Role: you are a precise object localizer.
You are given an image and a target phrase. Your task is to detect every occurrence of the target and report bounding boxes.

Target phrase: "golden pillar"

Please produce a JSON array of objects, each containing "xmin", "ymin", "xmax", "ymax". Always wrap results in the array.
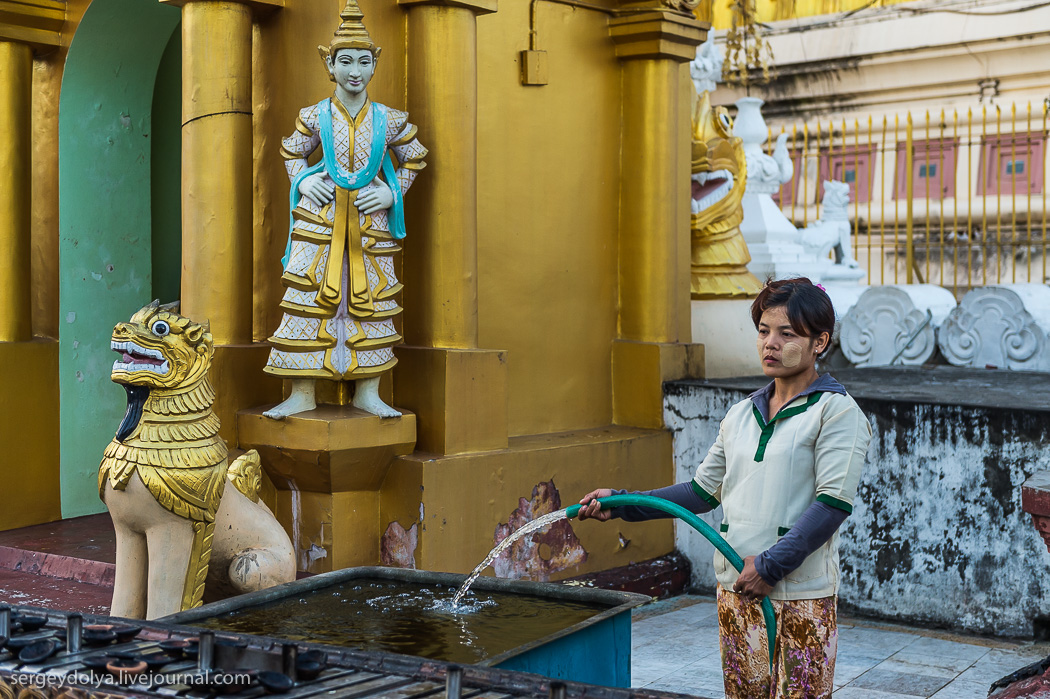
[
  {"xmin": 163, "ymin": 0, "xmax": 253, "ymax": 344},
  {"xmin": 0, "ymin": 7, "xmax": 64, "ymax": 530},
  {"xmin": 398, "ymin": 0, "xmax": 496, "ymax": 349},
  {"xmin": 0, "ymin": 40, "xmax": 32, "ymax": 342},
  {"xmin": 394, "ymin": 0, "xmax": 507, "ymax": 456},
  {"xmin": 609, "ymin": 10, "xmax": 707, "ymax": 428},
  {"xmin": 160, "ymin": 0, "xmax": 284, "ymax": 444}
]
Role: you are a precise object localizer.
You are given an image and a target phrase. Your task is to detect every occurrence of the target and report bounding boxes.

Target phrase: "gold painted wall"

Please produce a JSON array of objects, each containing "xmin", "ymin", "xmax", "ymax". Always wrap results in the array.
[
  {"xmin": 254, "ymin": 1, "xmax": 625, "ymax": 438},
  {"xmin": 702, "ymin": 0, "xmax": 913, "ymax": 29},
  {"xmin": 476, "ymin": 2, "xmax": 622, "ymax": 436},
  {"xmin": 0, "ymin": 340, "xmax": 61, "ymax": 530}
]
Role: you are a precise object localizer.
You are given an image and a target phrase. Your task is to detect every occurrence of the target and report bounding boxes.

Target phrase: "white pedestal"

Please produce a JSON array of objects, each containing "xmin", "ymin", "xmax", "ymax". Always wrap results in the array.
[
  {"xmin": 823, "ymin": 282, "xmax": 867, "ymax": 322},
  {"xmin": 740, "ymin": 193, "xmax": 825, "ymax": 282},
  {"xmin": 691, "ymin": 299, "xmax": 764, "ymax": 379}
]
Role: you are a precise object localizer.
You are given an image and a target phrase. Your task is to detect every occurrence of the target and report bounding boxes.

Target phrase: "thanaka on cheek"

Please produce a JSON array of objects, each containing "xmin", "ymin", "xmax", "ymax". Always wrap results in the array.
[{"xmin": 782, "ymin": 342, "xmax": 803, "ymax": 368}]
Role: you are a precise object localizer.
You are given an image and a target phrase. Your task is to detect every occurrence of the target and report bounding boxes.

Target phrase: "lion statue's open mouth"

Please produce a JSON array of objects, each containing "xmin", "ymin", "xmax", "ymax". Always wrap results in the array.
[
  {"xmin": 690, "ymin": 94, "xmax": 746, "ymax": 227},
  {"xmin": 109, "ymin": 299, "xmax": 208, "ymax": 389},
  {"xmin": 692, "ymin": 168, "xmax": 736, "ymax": 215},
  {"xmin": 688, "ymin": 92, "xmax": 762, "ymax": 299},
  {"xmin": 111, "ymin": 340, "xmax": 170, "ymax": 375}
]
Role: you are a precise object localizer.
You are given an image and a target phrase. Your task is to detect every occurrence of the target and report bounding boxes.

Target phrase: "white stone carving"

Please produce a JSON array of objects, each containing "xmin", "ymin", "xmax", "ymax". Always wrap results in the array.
[
  {"xmin": 690, "ymin": 34, "xmax": 723, "ymax": 95},
  {"xmin": 800, "ymin": 181, "xmax": 863, "ymax": 282},
  {"xmin": 938, "ymin": 284, "xmax": 1050, "ymax": 371},
  {"xmin": 734, "ymin": 97, "xmax": 825, "ymax": 282},
  {"xmin": 736, "ymin": 97, "xmax": 793, "ymax": 196},
  {"xmin": 839, "ymin": 285, "xmax": 957, "ymax": 367}
]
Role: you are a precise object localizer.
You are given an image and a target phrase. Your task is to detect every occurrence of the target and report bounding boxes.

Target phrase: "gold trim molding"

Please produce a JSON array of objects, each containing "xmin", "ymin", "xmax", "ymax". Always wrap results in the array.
[
  {"xmin": 609, "ymin": 10, "xmax": 707, "ymax": 61},
  {"xmin": 396, "ymin": 0, "xmax": 497, "ymax": 14},
  {"xmin": 619, "ymin": 0, "xmax": 700, "ymax": 16},
  {"xmin": 158, "ymin": 0, "xmax": 284, "ymax": 15},
  {"xmin": 0, "ymin": 0, "xmax": 64, "ymax": 50}
]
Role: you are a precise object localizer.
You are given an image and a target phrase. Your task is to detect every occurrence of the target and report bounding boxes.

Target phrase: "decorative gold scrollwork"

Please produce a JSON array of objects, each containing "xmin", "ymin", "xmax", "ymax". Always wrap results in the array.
[{"xmin": 663, "ymin": 0, "xmax": 701, "ymax": 11}]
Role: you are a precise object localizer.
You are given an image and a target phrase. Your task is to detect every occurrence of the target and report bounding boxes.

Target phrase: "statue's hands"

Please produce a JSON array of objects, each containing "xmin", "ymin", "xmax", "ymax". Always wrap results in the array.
[
  {"xmin": 299, "ymin": 173, "xmax": 334, "ymax": 206},
  {"xmin": 577, "ymin": 488, "xmax": 614, "ymax": 521},
  {"xmin": 355, "ymin": 178, "xmax": 394, "ymax": 216}
]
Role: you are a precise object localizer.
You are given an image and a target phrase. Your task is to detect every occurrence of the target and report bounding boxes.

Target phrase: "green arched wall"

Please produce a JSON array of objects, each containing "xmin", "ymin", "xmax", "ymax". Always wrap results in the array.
[
  {"xmin": 58, "ymin": 0, "xmax": 180, "ymax": 517},
  {"xmin": 151, "ymin": 29, "xmax": 183, "ymax": 304}
]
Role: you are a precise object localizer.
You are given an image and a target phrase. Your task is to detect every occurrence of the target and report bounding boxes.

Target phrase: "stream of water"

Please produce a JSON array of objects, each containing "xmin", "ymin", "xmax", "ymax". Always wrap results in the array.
[{"xmin": 449, "ymin": 508, "xmax": 570, "ymax": 609}]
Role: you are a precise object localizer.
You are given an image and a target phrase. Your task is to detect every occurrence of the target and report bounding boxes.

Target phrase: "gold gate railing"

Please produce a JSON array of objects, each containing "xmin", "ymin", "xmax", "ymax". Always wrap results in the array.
[{"xmin": 771, "ymin": 102, "xmax": 1050, "ymax": 296}]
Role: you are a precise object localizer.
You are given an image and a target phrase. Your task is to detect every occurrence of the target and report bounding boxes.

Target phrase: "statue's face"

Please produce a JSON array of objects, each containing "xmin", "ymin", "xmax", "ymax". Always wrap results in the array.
[{"xmin": 327, "ymin": 48, "xmax": 375, "ymax": 95}]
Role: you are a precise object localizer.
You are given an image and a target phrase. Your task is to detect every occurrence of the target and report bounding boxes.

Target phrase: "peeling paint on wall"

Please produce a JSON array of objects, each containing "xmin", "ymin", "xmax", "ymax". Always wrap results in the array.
[
  {"xmin": 381, "ymin": 521, "xmax": 418, "ymax": 569},
  {"xmin": 666, "ymin": 382, "xmax": 1050, "ymax": 638},
  {"xmin": 492, "ymin": 480, "xmax": 587, "ymax": 582}
]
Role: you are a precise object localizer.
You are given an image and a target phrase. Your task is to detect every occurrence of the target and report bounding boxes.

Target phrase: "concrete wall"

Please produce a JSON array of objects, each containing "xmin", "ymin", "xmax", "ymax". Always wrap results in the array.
[{"xmin": 664, "ymin": 377, "xmax": 1050, "ymax": 638}]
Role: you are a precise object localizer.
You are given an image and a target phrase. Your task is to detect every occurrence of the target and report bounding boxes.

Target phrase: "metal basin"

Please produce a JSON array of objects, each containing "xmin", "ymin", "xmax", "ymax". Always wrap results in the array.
[{"xmin": 163, "ymin": 566, "xmax": 650, "ymax": 688}]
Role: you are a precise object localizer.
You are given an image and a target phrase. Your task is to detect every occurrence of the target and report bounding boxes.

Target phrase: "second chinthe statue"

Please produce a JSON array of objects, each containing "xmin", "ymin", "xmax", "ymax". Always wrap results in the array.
[{"xmin": 264, "ymin": 0, "xmax": 427, "ymax": 420}]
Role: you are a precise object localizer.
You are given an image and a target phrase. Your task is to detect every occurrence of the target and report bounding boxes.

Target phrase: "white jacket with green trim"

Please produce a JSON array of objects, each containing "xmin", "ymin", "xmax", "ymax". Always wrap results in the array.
[{"xmin": 692, "ymin": 390, "xmax": 872, "ymax": 600}]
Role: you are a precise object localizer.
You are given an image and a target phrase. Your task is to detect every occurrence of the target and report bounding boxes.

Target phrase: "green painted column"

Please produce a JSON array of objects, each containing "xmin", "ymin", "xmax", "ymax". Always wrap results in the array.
[{"xmin": 58, "ymin": 0, "xmax": 180, "ymax": 517}]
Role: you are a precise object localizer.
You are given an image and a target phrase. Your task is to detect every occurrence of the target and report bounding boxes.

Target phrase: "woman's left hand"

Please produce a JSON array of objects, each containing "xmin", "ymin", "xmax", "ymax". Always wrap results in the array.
[
  {"xmin": 355, "ymin": 178, "xmax": 394, "ymax": 215},
  {"xmin": 733, "ymin": 555, "xmax": 774, "ymax": 599}
]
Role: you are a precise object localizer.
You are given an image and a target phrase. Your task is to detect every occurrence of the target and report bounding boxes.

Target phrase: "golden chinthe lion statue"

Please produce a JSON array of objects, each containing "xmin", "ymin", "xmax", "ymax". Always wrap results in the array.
[
  {"xmin": 99, "ymin": 301, "xmax": 295, "ymax": 619},
  {"xmin": 690, "ymin": 92, "xmax": 763, "ymax": 299}
]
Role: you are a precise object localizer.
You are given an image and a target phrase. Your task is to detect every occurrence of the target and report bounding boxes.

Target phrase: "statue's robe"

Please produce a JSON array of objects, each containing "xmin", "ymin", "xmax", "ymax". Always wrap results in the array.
[{"xmin": 266, "ymin": 96, "xmax": 427, "ymax": 379}]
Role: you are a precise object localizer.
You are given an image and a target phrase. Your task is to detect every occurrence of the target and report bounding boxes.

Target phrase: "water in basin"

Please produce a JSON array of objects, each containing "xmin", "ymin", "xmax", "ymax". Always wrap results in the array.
[{"xmin": 193, "ymin": 578, "xmax": 605, "ymax": 665}]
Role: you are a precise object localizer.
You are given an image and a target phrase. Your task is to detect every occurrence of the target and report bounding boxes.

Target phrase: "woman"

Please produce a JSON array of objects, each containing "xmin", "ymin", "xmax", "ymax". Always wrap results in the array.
[{"xmin": 579, "ymin": 278, "xmax": 871, "ymax": 699}]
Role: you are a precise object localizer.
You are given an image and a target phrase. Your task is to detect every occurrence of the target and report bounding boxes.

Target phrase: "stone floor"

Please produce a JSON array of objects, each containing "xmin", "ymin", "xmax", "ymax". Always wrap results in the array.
[{"xmin": 631, "ymin": 595, "xmax": 1050, "ymax": 698}]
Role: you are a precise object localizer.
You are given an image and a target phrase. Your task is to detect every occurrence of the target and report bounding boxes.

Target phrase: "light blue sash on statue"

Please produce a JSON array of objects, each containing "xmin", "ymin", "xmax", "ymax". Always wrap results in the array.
[{"xmin": 282, "ymin": 99, "xmax": 406, "ymax": 267}]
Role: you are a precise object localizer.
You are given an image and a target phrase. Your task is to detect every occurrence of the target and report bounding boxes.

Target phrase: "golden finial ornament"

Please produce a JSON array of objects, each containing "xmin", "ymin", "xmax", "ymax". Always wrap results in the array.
[
  {"xmin": 318, "ymin": 0, "xmax": 381, "ymax": 66},
  {"xmin": 723, "ymin": 0, "xmax": 775, "ymax": 89}
]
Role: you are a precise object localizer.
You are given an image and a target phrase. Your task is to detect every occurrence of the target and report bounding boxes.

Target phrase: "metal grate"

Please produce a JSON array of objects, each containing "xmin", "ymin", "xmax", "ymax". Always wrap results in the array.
[{"xmin": 0, "ymin": 605, "xmax": 706, "ymax": 699}]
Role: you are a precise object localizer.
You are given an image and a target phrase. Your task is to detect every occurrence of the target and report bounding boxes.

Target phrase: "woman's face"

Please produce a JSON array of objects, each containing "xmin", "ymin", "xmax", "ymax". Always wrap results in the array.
[
  {"xmin": 327, "ymin": 49, "xmax": 375, "ymax": 96},
  {"xmin": 756, "ymin": 306, "xmax": 828, "ymax": 378}
]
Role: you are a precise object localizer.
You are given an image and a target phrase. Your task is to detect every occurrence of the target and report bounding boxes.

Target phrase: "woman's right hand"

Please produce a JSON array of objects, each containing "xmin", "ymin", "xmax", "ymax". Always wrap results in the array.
[
  {"xmin": 299, "ymin": 173, "xmax": 335, "ymax": 206},
  {"xmin": 577, "ymin": 489, "xmax": 614, "ymax": 521}
]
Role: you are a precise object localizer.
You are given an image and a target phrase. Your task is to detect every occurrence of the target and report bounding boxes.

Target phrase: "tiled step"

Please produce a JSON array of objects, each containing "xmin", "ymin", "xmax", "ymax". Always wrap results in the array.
[
  {"xmin": 0, "ymin": 545, "xmax": 115, "ymax": 586},
  {"xmin": 0, "ymin": 513, "xmax": 115, "ymax": 613}
]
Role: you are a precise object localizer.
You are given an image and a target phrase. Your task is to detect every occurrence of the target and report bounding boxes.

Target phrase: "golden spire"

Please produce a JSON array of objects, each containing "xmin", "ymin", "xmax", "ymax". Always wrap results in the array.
[{"xmin": 318, "ymin": 0, "xmax": 381, "ymax": 64}]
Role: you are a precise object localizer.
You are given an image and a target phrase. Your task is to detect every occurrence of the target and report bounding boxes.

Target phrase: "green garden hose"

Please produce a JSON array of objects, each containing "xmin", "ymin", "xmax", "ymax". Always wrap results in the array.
[{"xmin": 566, "ymin": 494, "xmax": 777, "ymax": 669}]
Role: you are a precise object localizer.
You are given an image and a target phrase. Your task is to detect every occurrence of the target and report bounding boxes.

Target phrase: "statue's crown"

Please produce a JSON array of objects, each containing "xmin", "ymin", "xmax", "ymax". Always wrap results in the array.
[{"xmin": 319, "ymin": 0, "xmax": 381, "ymax": 63}]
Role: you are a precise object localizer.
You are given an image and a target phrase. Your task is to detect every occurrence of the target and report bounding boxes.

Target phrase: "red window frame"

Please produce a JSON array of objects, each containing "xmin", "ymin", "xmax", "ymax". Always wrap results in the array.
[
  {"xmin": 820, "ymin": 146, "xmax": 876, "ymax": 204},
  {"xmin": 773, "ymin": 145, "xmax": 876, "ymax": 206},
  {"xmin": 895, "ymin": 138, "xmax": 958, "ymax": 199},
  {"xmin": 978, "ymin": 131, "xmax": 1046, "ymax": 196}
]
